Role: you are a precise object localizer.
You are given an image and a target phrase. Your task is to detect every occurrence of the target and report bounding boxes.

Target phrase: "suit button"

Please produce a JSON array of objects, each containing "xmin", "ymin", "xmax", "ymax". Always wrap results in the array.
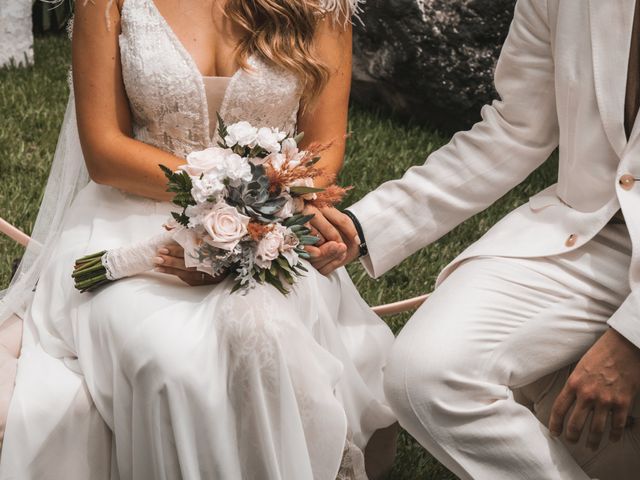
[
  {"xmin": 565, "ymin": 234, "xmax": 578, "ymax": 247},
  {"xmin": 620, "ymin": 174, "xmax": 636, "ymax": 190}
]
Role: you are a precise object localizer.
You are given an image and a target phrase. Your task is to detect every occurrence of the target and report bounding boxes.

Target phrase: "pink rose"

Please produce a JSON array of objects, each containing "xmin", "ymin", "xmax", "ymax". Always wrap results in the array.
[
  {"xmin": 255, "ymin": 226, "xmax": 286, "ymax": 269},
  {"xmin": 202, "ymin": 203, "xmax": 250, "ymax": 251},
  {"xmin": 280, "ymin": 229, "xmax": 300, "ymax": 267}
]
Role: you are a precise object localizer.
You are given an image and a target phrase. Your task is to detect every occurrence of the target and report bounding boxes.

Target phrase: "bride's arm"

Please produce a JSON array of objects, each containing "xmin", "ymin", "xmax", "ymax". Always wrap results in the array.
[
  {"xmin": 294, "ymin": 19, "xmax": 354, "ymax": 264},
  {"xmin": 73, "ymin": 0, "xmax": 184, "ymax": 202},
  {"xmin": 296, "ymin": 18, "xmax": 353, "ymax": 188}
]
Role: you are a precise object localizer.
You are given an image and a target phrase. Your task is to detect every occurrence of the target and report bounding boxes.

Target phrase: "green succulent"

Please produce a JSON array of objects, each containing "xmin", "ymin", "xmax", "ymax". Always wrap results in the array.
[{"xmin": 227, "ymin": 164, "xmax": 287, "ymax": 222}]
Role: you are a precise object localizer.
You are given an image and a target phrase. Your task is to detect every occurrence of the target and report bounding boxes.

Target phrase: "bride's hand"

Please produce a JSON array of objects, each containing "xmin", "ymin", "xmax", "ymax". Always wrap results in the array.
[{"xmin": 154, "ymin": 243, "xmax": 227, "ymax": 286}]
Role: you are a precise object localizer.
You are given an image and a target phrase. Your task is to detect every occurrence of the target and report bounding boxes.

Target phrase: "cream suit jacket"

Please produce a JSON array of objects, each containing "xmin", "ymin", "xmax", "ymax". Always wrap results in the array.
[{"xmin": 349, "ymin": 0, "xmax": 640, "ymax": 348}]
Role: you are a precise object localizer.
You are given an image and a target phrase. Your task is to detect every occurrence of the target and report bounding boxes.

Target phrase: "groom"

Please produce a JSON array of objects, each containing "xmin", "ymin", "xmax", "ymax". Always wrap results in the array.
[{"xmin": 310, "ymin": 0, "xmax": 640, "ymax": 478}]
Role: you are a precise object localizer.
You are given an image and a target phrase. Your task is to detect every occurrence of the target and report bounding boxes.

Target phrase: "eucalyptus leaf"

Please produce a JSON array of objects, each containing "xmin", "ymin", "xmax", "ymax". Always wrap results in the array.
[
  {"xmin": 300, "ymin": 235, "xmax": 321, "ymax": 246},
  {"xmin": 289, "ymin": 186, "xmax": 325, "ymax": 195}
]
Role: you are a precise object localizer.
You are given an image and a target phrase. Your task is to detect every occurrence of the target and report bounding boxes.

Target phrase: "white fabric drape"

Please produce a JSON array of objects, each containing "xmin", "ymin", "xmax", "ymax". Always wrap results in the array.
[{"xmin": 0, "ymin": 93, "xmax": 90, "ymax": 327}]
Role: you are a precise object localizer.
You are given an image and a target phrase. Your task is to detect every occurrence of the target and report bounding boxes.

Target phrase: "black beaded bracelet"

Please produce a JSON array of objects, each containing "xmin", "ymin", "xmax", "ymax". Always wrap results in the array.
[{"xmin": 343, "ymin": 210, "xmax": 369, "ymax": 258}]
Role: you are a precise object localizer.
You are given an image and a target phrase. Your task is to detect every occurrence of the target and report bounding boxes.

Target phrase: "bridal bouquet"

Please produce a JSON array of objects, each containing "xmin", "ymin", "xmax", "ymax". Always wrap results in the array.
[{"xmin": 72, "ymin": 115, "xmax": 348, "ymax": 295}]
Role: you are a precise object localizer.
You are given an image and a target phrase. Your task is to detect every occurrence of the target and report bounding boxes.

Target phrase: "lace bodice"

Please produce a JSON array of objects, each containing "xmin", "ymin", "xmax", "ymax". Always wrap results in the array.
[{"xmin": 118, "ymin": 0, "xmax": 303, "ymax": 159}]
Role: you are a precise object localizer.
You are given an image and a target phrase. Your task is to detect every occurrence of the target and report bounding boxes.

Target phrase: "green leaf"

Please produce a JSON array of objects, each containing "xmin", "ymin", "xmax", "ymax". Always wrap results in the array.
[
  {"xmin": 276, "ymin": 256, "xmax": 293, "ymax": 273},
  {"xmin": 289, "ymin": 224, "xmax": 309, "ymax": 235},
  {"xmin": 293, "ymin": 132, "xmax": 305, "ymax": 144},
  {"xmin": 283, "ymin": 214, "xmax": 315, "ymax": 227},
  {"xmin": 300, "ymin": 235, "xmax": 320, "ymax": 246},
  {"xmin": 159, "ymin": 164, "xmax": 175, "ymax": 179},
  {"xmin": 216, "ymin": 112, "xmax": 228, "ymax": 144},
  {"xmin": 282, "ymin": 269, "xmax": 295, "ymax": 284},
  {"xmin": 265, "ymin": 269, "xmax": 289, "ymax": 295},
  {"xmin": 289, "ymin": 186, "xmax": 325, "ymax": 196},
  {"xmin": 171, "ymin": 211, "xmax": 190, "ymax": 227}
]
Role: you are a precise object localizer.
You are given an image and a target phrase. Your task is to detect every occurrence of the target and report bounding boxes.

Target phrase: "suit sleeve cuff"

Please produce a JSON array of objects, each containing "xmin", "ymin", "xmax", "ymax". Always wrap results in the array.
[{"xmin": 608, "ymin": 292, "xmax": 640, "ymax": 350}]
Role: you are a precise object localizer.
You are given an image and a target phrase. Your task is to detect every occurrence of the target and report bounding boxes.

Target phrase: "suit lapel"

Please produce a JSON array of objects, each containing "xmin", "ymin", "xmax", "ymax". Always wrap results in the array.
[{"xmin": 589, "ymin": 0, "xmax": 636, "ymax": 157}]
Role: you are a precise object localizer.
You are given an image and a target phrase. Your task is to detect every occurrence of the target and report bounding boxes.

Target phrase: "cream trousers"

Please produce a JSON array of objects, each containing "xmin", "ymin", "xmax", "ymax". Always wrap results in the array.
[{"xmin": 384, "ymin": 223, "xmax": 640, "ymax": 480}]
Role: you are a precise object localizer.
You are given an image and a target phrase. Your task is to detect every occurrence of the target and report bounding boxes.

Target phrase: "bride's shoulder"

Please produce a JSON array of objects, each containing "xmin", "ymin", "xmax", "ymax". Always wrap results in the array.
[{"xmin": 74, "ymin": 0, "xmax": 124, "ymax": 23}]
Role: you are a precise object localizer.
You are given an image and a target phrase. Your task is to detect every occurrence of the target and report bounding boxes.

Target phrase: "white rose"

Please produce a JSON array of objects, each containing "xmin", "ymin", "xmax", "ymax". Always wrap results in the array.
[
  {"xmin": 255, "ymin": 225, "xmax": 286, "ymax": 269},
  {"xmin": 289, "ymin": 177, "xmax": 318, "ymax": 200},
  {"xmin": 181, "ymin": 147, "xmax": 228, "ymax": 176},
  {"xmin": 225, "ymin": 121, "xmax": 258, "ymax": 147},
  {"xmin": 202, "ymin": 203, "xmax": 250, "ymax": 251},
  {"xmin": 222, "ymin": 153, "xmax": 253, "ymax": 186},
  {"xmin": 191, "ymin": 173, "xmax": 226, "ymax": 204},
  {"xmin": 255, "ymin": 127, "xmax": 287, "ymax": 154}
]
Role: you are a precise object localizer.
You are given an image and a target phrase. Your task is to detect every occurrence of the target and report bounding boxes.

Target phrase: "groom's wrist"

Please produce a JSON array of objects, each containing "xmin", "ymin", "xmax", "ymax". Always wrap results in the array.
[{"xmin": 342, "ymin": 209, "xmax": 368, "ymax": 258}]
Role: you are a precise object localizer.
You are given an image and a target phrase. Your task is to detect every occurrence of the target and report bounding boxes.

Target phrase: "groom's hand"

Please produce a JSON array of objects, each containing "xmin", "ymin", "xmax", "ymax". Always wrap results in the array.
[
  {"xmin": 304, "ymin": 205, "xmax": 348, "ymax": 274},
  {"xmin": 549, "ymin": 328, "xmax": 640, "ymax": 450},
  {"xmin": 307, "ymin": 207, "xmax": 360, "ymax": 275}
]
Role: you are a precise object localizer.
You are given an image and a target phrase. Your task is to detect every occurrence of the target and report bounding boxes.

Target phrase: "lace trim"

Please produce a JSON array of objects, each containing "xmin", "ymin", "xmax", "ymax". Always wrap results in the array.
[{"xmin": 101, "ymin": 252, "xmax": 116, "ymax": 281}]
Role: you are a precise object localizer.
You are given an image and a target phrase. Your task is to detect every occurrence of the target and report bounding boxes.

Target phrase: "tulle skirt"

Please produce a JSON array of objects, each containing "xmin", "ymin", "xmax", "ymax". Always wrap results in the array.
[{"xmin": 2, "ymin": 181, "xmax": 396, "ymax": 480}]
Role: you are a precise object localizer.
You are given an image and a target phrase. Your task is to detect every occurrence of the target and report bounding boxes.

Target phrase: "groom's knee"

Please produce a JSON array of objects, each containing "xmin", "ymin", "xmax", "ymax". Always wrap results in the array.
[
  {"xmin": 382, "ymin": 339, "xmax": 412, "ymax": 418},
  {"xmin": 383, "ymin": 316, "xmax": 488, "ymax": 427},
  {"xmin": 383, "ymin": 330, "xmax": 452, "ymax": 425}
]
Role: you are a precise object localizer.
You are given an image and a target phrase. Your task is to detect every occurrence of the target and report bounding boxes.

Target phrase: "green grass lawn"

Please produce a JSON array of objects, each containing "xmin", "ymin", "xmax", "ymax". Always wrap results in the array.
[{"xmin": 0, "ymin": 36, "xmax": 558, "ymax": 479}]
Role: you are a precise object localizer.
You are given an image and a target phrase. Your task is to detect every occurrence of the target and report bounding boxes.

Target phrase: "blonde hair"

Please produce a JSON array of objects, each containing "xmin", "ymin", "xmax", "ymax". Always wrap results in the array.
[{"xmin": 225, "ymin": 0, "xmax": 334, "ymax": 103}]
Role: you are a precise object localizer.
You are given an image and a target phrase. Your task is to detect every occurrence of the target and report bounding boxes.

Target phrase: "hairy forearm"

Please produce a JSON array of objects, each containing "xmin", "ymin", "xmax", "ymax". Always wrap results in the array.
[{"xmin": 84, "ymin": 133, "xmax": 186, "ymax": 202}]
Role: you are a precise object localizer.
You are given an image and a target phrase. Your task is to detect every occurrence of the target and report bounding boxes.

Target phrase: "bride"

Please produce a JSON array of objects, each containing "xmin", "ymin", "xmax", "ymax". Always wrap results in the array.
[{"xmin": 0, "ymin": 0, "xmax": 397, "ymax": 478}]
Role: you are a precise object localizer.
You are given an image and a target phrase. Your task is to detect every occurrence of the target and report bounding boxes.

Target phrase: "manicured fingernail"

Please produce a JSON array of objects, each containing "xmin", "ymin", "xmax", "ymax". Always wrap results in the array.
[
  {"xmin": 153, "ymin": 256, "xmax": 165, "ymax": 264},
  {"xmin": 158, "ymin": 248, "xmax": 169, "ymax": 254}
]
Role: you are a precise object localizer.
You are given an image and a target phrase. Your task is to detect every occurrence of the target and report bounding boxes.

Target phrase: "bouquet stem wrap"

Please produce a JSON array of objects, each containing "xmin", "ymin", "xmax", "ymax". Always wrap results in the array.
[
  {"xmin": 102, "ymin": 231, "xmax": 174, "ymax": 280},
  {"xmin": 73, "ymin": 232, "xmax": 173, "ymax": 292}
]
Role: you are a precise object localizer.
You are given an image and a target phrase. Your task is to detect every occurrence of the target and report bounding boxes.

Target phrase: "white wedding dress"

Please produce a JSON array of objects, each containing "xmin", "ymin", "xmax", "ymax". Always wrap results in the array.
[{"xmin": 0, "ymin": 0, "xmax": 396, "ymax": 478}]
